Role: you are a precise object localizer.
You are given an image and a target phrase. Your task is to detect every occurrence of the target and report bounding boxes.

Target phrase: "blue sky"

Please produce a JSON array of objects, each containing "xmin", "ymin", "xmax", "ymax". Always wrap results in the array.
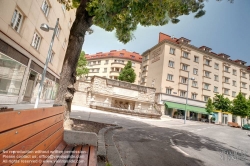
[{"xmin": 83, "ymin": 0, "xmax": 250, "ymax": 65}]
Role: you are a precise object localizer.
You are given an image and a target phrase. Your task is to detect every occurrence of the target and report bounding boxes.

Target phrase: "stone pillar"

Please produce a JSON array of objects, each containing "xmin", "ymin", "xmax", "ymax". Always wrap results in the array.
[{"xmin": 18, "ymin": 59, "xmax": 31, "ymax": 103}]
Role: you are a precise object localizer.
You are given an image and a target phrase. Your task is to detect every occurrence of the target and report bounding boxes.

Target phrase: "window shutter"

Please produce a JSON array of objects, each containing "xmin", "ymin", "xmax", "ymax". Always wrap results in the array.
[
  {"xmin": 11, "ymin": 10, "xmax": 17, "ymax": 27},
  {"xmin": 31, "ymin": 33, "xmax": 36, "ymax": 47}
]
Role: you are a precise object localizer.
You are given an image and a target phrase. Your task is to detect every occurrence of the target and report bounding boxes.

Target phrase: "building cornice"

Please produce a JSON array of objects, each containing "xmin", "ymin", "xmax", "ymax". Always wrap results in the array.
[{"xmin": 86, "ymin": 56, "xmax": 142, "ymax": 63}]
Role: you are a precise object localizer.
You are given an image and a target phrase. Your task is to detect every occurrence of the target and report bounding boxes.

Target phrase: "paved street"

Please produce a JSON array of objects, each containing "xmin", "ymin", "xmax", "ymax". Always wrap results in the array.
[{"xmin": 71, "ymin": 105, "xmax": 250, "ymax": 166}]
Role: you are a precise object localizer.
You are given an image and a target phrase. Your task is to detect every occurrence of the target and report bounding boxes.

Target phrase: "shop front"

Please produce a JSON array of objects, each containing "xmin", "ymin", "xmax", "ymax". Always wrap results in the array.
[
  {"xmin": 0, "ymin": 39, "xmax": 59, "ymax": 104},
  {"xmin": 164, "ymin": 101, "xmax": 209, "ymax": 121}
]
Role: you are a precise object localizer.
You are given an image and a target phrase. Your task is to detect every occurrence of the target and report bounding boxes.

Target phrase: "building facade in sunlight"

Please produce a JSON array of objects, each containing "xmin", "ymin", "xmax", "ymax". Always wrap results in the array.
[
  {"xmin": 0, "ymin": 0, "xmax": 76, "ymax": 104},
  {"xmin": 85, "ymin": 49, "xmax": 142, "ymax": 84},
  {"xmin": 141, "ymin": 32, "xmax": 250, "ymax": 124}
]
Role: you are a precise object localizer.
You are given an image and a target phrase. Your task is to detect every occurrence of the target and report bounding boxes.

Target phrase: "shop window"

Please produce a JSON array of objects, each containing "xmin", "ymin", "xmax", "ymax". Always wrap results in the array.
[{"xmin": 0, "ymin": 53, "xmax": 26, "ymax": 95}]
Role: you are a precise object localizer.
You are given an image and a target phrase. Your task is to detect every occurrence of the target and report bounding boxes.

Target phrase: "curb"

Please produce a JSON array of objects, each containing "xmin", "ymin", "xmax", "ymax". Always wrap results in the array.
[{"xmin": 97, "ymin": 126, "xmax": 122, "ymax": 162}]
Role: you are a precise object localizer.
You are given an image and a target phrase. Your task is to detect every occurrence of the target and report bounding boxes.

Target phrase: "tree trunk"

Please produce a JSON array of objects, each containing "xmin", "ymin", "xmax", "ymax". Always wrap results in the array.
[{"xmin": 54, "ymin": 0, "xmax": 93, "ymax": 122}]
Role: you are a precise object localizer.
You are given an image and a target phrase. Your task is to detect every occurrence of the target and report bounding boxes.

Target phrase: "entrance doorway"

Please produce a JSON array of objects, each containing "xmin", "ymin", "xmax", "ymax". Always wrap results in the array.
[{"xmin": 23, "ymin": 70, "xmax": 37, "ymax": 102}]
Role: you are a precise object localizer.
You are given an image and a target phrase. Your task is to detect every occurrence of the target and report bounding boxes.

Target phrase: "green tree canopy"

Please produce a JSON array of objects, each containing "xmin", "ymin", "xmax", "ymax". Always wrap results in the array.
[
  {"xmin": 205, "ymin": 98, "xmax": 214, "ymax": 115},
  {"xmin": 76, "ymin": 51, "xmax": 89, "ymax": 77},
  {"xmin": 62, "ymin": 0, "xmax": 209, "ymax": 43},
  {"xmin": 231, "ymin": 92, "xmax": 248, "ymax": 117},
  {"xmin": 212, "ymin": 94, "xmax": 231, "ymax": 112},
  {"xmin": 118, "ymin": 61, "xmax": 136, "ymax": 83}
]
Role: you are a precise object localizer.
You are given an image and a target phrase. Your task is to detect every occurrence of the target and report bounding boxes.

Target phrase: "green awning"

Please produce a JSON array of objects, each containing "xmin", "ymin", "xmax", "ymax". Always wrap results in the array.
[{"xmin": 165, "ymin": 101, "xmax": 208, "ymax": 114}]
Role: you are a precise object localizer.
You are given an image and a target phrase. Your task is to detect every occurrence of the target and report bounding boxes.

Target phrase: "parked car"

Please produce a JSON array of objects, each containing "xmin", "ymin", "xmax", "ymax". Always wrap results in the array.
[{"xmin": 242, "ymin": 124, "xmax": 250, "ymax": 130}]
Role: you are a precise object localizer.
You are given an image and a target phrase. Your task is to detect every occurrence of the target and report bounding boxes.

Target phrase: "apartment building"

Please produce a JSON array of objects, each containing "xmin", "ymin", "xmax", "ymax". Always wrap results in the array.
[
  {"xmin": 0, "ymin": 0, "xmax": 76, "ymax": 104},
  {"xmin": 141, "ymin": 32, "xmax": 250, "ymax": 124},
  {"xmin": 85, "ymin": 50, "xmax": 142, "ymax": 84}
]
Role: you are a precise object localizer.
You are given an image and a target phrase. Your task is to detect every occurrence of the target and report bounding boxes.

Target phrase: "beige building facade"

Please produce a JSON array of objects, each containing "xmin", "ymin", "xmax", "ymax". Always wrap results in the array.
[
  {"xmin": 85, "ymin": 50, "xmax": 142, "ymax": 84},
  {"xmin": 141, "ymin": 33, "xmax": 250, "ymax": 124},
  {"xmin": 0, "ymin": 0, "xmax": 75, "ymax": 104}
]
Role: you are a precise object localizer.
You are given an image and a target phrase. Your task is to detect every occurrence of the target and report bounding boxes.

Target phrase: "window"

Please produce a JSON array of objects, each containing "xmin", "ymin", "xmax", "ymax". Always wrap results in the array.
[
  {"xmin": 103, "ymin": 68, "xmax": 107, "ymax": 73},
  {"xmin": 132, "ymin": 62, "xmax": 135, "ymax": 67},
  {"xmin": 11, "ymin": 9, "xmax": 23, "ymax": 32},
  {"xmin": 204, "ymin": 96, "xmax": 209, "ymax": 102},
  {"xmin": 169, "ymin": 48, "xmax": 175, "ymax": 55},
  {"xmin": 62, "ymin": 4, "xmax": 66, "ymax": 13},
  {"xmin": 180, "ymin": 91, "xmax": 187, "ymax": 97},
  {"xmin": 193, "ymin": 68, "xmax": 198, "ymax": 75},
  {"xmin": 204, "ymin": 83, "xmax": 210, "ymax": 90},
  {"xmin": 56, "ymin": 26, "xmax": 61, "ymax": 38},
  {"xmin": 214, "ymin": 75, "xmax": 219, "ymax": 81},
  {"xmin": 194, "ymin": 56, "xmax": 199, "ymax": 63},
  {"xmin": 191, "ymin": 93, "xmax": 197, "ymax": 99},
  {"xmin": 183, "ymin": 52, "xmax": 189, "ymax": 58},
  {"xmin": 242, "ymin": 82, "xmax": 246, "ymax": 88},
  {"xmin": 98, "ymin": 60, "xmax": 101, "ymax": 64},
  {"xmin": 233, "ymin": 69, "xmax": 237, "ymax": 75},
  {"xmin": 233, "ymin": 80, "xmax": 236, "ymax": 86},
  {"xmin": 167, "ymin": 74, "xmax": 173, "ymax": 81},
  {"xmin": 168, "ymin": 61, "xmax": 174, "ymax": 68},
  {"xmin": 41, "ymin": 0, "xmax": 50, "ymax": 17},
  {"xmin": 214, "ymin": 63, "xmax": 219, "ymax": 69},
  {"xmin": 180, "ymin": 77, "xmax": 187, "ymax": 84},
  {"xmin": 242, "ymin": 72, "xmax": 246, "ymax": 78},
  {"xmin": 105, "ymin": 60, "xmax": 109, "ymax": 64},
  {"xmin": 224, "ymin": 88, "xmax": 229, "ymax": 95},
  {"xmin": 224, "ymin": 66, "xmax": 230, "ymax": 72},
  {"xmin": 204, "ymin": 71, "xmax": 210, "ymax": 78},
  {"xmin": 31, "ymin": 32, "xmax": 41, "ymax": 50},
  {"xmin": 205, "ymin": 59, "xmax": 211, "ymax": 66},
  {"xmin": 49, "ymin": 51, "xmax": 54, "ymax": 63},
  {"xmin": 166, "ymin": 88, "xmax": 172, "ymax": 95},
  {"xmin": 232, "ymin": 91, "xmax": 236, "ymax": 97},
  {"xmin": 214, "ymin": 86, "xmax": 218, "ymax": 93},
  {"xmin": 224, "ymin": 77, "xmax": 229, "ymax": 83},
  {"xmin": 192, "ymin": 81, "xmax": 197, "ymax": 87},
  {"xmin": 182, "ymin": 64, "xmax": 188, "ymax": 71}
]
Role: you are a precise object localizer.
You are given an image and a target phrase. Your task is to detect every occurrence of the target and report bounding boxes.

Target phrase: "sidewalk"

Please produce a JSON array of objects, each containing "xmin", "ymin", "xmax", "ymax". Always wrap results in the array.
[{"xmin": 0, "ymin": 103, "xmax": 53, "ymax": 110}]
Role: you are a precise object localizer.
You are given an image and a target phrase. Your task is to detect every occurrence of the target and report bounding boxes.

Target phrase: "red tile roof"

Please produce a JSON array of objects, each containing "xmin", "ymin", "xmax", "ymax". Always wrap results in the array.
[
  {"xmin": 158, "ymin": 32, "xmax": 247, "ymax": 65},
  {"xmin": 85, "ymin": 50, "xmax": 142, "ymax": 62}
]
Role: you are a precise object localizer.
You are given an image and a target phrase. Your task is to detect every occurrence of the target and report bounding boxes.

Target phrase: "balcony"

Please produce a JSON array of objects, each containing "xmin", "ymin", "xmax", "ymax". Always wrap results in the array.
[
  {"xmin": 240, "ymin": 75, "xmax": 248, "ymax": 82},
  {"xmin": 111, "ymin": 62, "xmax": 125, "ymax": 68},
  {"xmin": 223, "ymin": 70, "xmax": 231, "ymax": 78},
  {"xmin": 202, "ymin": 88, "xmax": 211, "ymax": 96},
  {"xmin": 141, "ymin": 71, "xmax": 147, "ymax": 77},
  {"xmin": 110, "ymin": 70, "xmax": 120, "ymax": 77},
  {"xmin": 222, "ymin": 82, "xmax": 231, "ymax": 89},
  {"xmin": 179, "ymin": 70, "xmax": 188, "ymax": 78},
  {"xmin": 180, "ymin": 56, "xmax": 190, "ymax": 64},
  {"xmin": 178, "ymin": 83, "xmax": 187, "ymax": 91},
  {"xmin": 202, "ymin": 76, "xmax": 211, "ymax": 83},
  {"xmin": 203, "ymin": 65, "xmax": 212, "ymax": 71}
]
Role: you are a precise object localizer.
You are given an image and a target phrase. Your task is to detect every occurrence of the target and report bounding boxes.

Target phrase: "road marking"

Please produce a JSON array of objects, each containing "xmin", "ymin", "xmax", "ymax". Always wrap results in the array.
[
  {"xmin": 173, "ymin": 133, "xmax": 182, "ymax": 137},
  {"xmin": 170, "ymin": 139, "xmax": 189, "ymax": 156}
]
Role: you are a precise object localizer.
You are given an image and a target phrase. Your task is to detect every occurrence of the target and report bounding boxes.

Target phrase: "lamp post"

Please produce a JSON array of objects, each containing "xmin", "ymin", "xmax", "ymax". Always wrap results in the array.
[
  {"xmin": 184, "ymin": 71, "xmax": 195, "ymax": 124},
  {"xmin": 34, "ymin": 18, "xmax": 59, "ymax": 108}
]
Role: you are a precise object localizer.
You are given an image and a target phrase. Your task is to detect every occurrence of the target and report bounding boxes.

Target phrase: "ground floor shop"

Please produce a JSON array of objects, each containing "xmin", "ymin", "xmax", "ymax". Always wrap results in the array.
[{"xmin": 0, "ymin": 37, "xmax": 59, "ymax": 104}]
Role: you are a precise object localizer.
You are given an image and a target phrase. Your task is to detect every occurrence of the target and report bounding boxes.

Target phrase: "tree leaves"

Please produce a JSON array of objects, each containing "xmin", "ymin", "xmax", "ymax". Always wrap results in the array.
[
  {"xmin": 212, "ymin": 94, "xmax": 231, "ymax": 112},
  {"xmin": 231, "ymin": 92, "xmax": 249, "ymax": 118},
  {"xmin": 205, "ymin": 98, "xmax": 214, "ymax": 115},
  {"xmin": 76, "ymin": 51, "xmax": 89, "ymax": 77},
  {"xmin": 118, "ymin": 61, "xmax": 136, "ymax": 83}
]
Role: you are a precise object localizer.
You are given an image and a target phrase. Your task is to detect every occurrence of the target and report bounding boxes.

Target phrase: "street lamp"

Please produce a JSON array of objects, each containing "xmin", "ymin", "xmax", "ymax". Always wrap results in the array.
[
  {"xmin": 184, "ymin": 71, "xmax": 195, "ymax": 124},
  {"xmin": 34, "ymin": 18, "xmax": 59, "ymax": 108}
]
